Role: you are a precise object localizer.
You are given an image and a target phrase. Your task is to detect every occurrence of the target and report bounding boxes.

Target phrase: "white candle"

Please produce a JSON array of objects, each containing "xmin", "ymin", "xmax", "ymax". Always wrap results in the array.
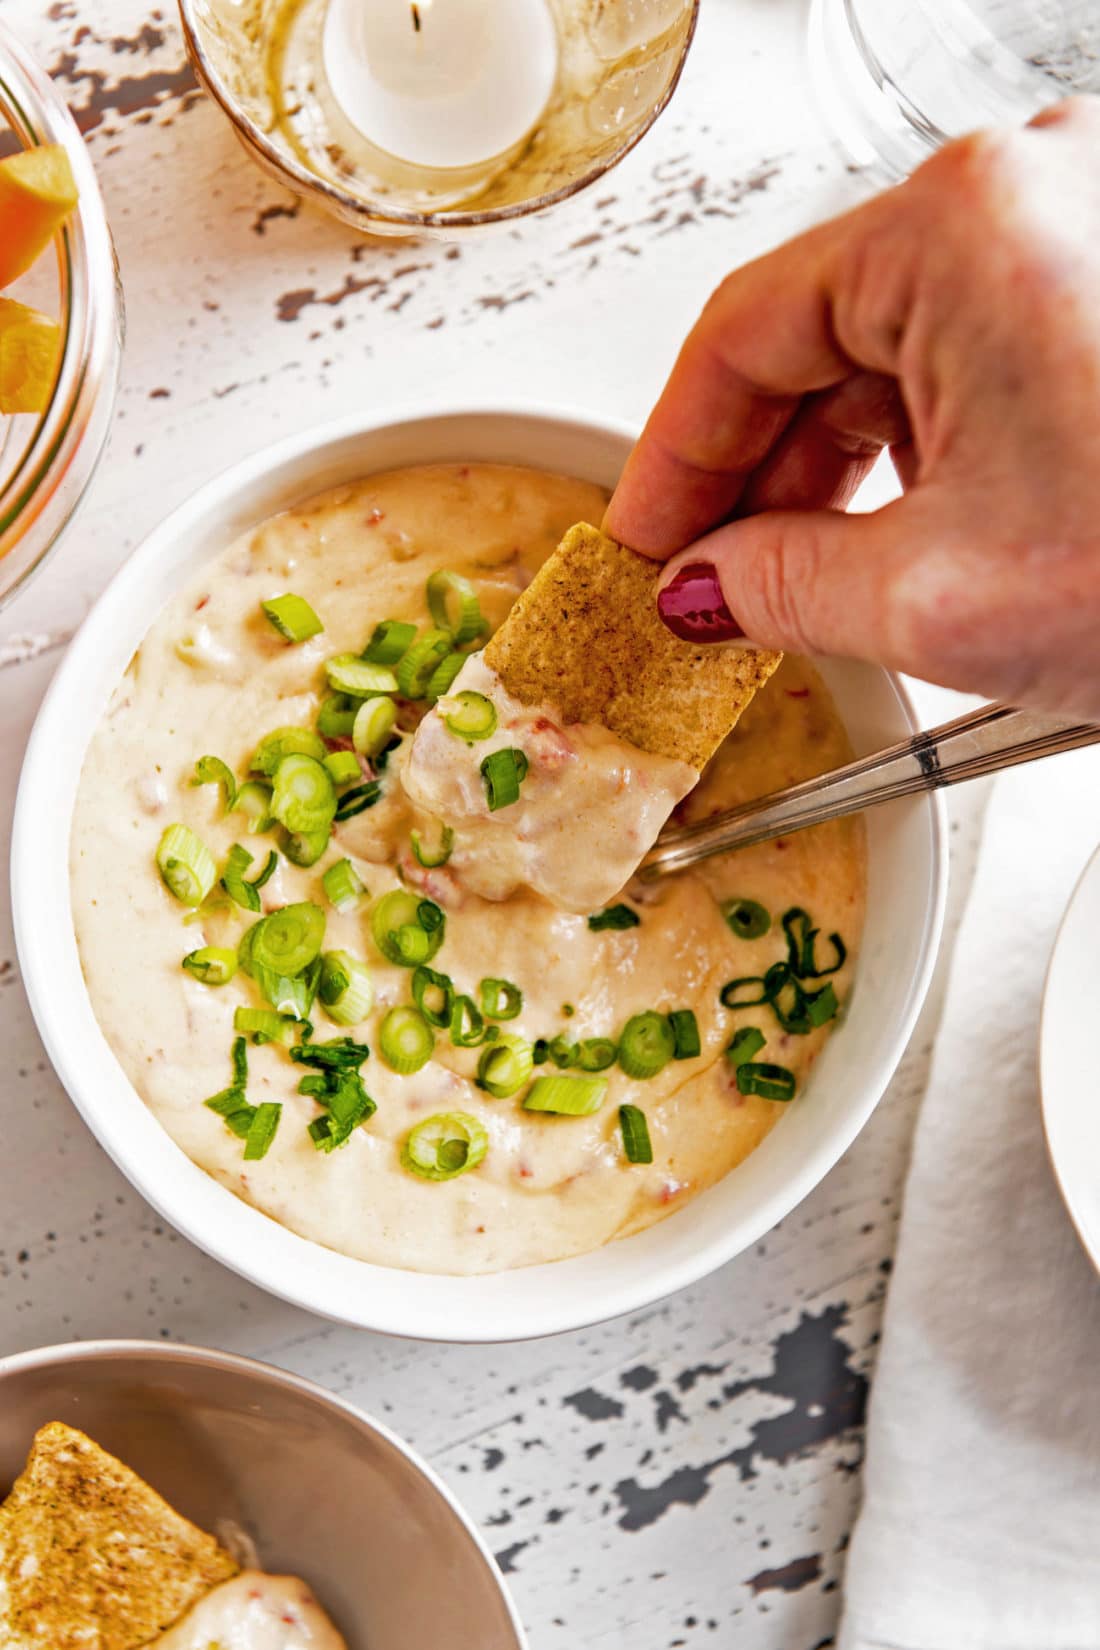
[{"xmin": 322, "ymin": 0, "xmax": 559, "ymax": 171}]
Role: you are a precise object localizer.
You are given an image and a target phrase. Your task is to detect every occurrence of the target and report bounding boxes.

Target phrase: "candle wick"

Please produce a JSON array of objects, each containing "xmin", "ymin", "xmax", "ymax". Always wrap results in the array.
[{"xmin": 410, "ymin": 3, "xmax": 422, "ymax": 31}]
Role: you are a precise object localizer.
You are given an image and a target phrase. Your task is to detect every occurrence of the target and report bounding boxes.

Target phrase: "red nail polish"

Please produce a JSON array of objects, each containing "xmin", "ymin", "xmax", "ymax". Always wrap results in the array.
[{"xmin": 657, "ymin": 563, "xmax": 744, "ymax": 644}]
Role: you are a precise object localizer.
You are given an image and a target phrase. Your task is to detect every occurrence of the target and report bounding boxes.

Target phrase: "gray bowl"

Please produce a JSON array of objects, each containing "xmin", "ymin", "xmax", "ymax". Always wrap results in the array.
[{"xmin": 0, "ymin": 1340, "xmax": 526, "ymax": 1650}]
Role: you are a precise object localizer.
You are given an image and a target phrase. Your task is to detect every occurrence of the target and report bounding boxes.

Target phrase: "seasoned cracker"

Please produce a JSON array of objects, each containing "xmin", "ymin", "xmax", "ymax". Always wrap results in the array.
[
  {"xmin": 0, "ymin": 1422, "xmax": 237, "ymax": 1650},
  {"xmin": 484, "ymin": 523, "xmax": 781, "ymax": 769}
]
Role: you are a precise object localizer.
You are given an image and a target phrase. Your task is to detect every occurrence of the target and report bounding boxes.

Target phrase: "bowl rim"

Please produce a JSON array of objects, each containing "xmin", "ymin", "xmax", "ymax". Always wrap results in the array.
[
  {"xmin": 0, "ymin": 1335, "xmax": 528, "ymax": 1648},
  {"xmin": 177, "ymin": 0, "xmax": 701, "ymax": 230},
  {"xmin": 12, "ymin": 399, "xmax": 948, "ymax": 1341}
]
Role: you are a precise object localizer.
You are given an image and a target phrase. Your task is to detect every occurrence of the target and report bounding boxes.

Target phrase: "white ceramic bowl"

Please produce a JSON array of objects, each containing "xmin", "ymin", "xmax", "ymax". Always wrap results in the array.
[
  {"xmin": 0, "ymin": 1338, "xmax": 526, "ymax": 1650},
  {"xmin": 12, "ymin": 405, "xmax": 947, "ymax": 1341}
]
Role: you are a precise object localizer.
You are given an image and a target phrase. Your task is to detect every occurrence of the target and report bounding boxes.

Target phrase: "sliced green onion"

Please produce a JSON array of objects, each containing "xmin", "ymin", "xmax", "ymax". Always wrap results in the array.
[
  {"xmin": 548, "ymin": 1035, "xmax": 579, "ymax": 1069},
  {"xmin": 402, "ymin": 1112, "xmax": 488, "ymax": 1181},
  {"xmin": 317, "ymin": 694, "xmax": 358, "ymax": 739},
  {"xmin": 334, "ymin": 782, "xmax": 382, "ymax": 822},
  {"xmin": 290, "ymin": 1036, "xmax": 370, "ymax": 1072},
  {"xmin": 363, "ymin": 618, "xmax": 416, "ymax": 666},
  {"xmin": 157, "ymin": 824, "xmax": 217, "ymax": 907},
  {"xmin": 396, "ymin": 628, "xmax": 452, "ymax": 698},
  {"xmin": 252, "ymin": 726, "xmax": 326, "ymax": 777},
  {"xmin": 480, "ymin": 977, "xmax": 522, "ymax": 1020},
  {"xmin": 232, "ymin": 1034, "xmax": 248, "ymax": 1087},
  {"xmin": 220, "ymin": 843, "xmax": 278, "ymax": 913},
  {"xmin": 306, "ymin": 1067, "xmax": 375, "ymax": 1152},
  {"xmin": 781, "ymin": 907, "xmax": 847, "ymax": 979},
  {"xmin": 618, "ymin": 1012, "xmax": 675, "ymax": 1080},
  {"xmin": 426, "ymin": 652, "xmax": 466, "ymax": 702},
  {"xmin": 373, "ymin": 736, "xmax": 401, "ymax": 772},
  {"xmin": 562, "ymin": 1003, "xmax": 576, "ymax": 1018},
  {"xmin": 319, "ymin": 949, "xmax": 374, "ymax": 1025},
  {"xmin": 726, "ymin": 1026, "xmax": 766, "ymax": 1069},
  {"xmin": 261, "ymin": 593, "xmax": 323, "ymax": 643},
  {"xmin": 352, "ymin": 695, "xmax": 397, "ymax": 756},
  {"xmin": 450, "ymin": 993, "xmax": 488, "ymax": 1047},
  {"xmin": 619, "ymin": 1104, "xmax": 653, "ymax": 1164},
  {"xmin": 324, "ymin": 750, "xmax": 362, "ymax": 788},
  {"xmin": 577, "ymin": 1037, "xmax": 617, "ymax": 1072},
  {"xmin": 720, "ymin": 975, "xmax": 771, "ymax": 1010},
  {"xmin": 326, "ymin": 654, "xmax": 399, "ymax": 698},
  {"xmin": 234, "ymin": 780, "xmax": 275, "ymax": 834},
  {"xmin": 477, "ymin": 1033, "xmax": 533, "ymax": 1099},
  {"xmin": 411, "ymin": 823, "xmax": 454, "ymax": 868},
  {"xmin": 191, "ymin": 754, "xmax": 237, "ymax": 813},
  {"xmin": 480, "ymin": 748, "xmax": 528, "ymax": 812},
  {"xmin": 523, "ymin": 1075, "xmax": 608, "ymax": 1116},
  {"xmin": 253, "ymin": 957, "xmax": 321, "ymax": 1020},
  {"xmin": 532, "ymin": 1036, "xmax": 550, "ymax": 1065},
  {"xmin": 588, "ymin": 904, "xmax": 640, "ymax": 933},
  {"xmin": 205, "ymin": 1089, "xmax": 254, "ymax": 1139},
  {"xmin": 426, "ymin": 569, "xmax": 485, "ymax": 646},
  {"xmin": 412, "ymin": 965, "xmax": 454, "ymax": 1028},
  {"xmin": 379, "ymin": 1005, "xmax": 435, "ymax": 1074},
  {"xmin": 282, "ymin": 827, "xmax": 331, "ymax": 867},
  {"xmin": 243, "ymin": 1101, "xmax": 282, "ymax": 1160},
  {"xmin": 668, "ymin": 1009, "xmax": 701, "ymax": 1060},
  {"xmin": 806, "ymin": 981, "xmax": 839, "ymax": 1028},
  {"xmin": 271, "ymin": 753, "xmax": 337, "ymax": 837},
  {"xmin": 371, "ymin": 890, "xmax": 444, "ymax": 967},
  {"xmin": 443, "ymin": 690, "xmax": 497, "ymax": 742},
  {"xmin": 182, "ymin": 946, "xmax": 237, "ymax": 986},
  {"xmin": 722, "ymin": 898, "xmax": 771, "ymax": 941},
  {"xmin": 234, "ymin": 1006, "xmax": 296, "ymax": 1044},
  {"xmin": 323, "ymin": 857, "xmax": 366, "ymax": 913},
  {"xmin": 250, "ymin": 901, "xmax": 326, "ymax": 976},
  {"xmin": 736, "ymin": 1061, "xmax": 797, "ymax": 1101}
]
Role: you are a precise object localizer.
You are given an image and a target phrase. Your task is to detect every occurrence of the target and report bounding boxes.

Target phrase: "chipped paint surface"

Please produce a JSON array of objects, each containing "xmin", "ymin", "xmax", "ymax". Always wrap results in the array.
[{"xmin": 0, "ymin": 2, "xmax": 987, "ymax": 1644}]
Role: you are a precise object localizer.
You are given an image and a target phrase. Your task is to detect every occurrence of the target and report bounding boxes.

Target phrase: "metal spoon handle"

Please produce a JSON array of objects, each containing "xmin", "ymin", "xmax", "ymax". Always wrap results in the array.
[{"xmin": 640, "ymin": 702, "xmax": 1100, "ymax": 879}]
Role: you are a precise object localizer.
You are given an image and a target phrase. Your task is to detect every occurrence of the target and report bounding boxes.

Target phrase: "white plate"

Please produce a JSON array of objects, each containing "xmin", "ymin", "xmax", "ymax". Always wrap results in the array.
[
  {"xmin": 12, "ymin": 402, "xmax": 948, "ymax": 1341},
  {"xmin": 1041, "ymin": 843, "xmax": 1100, "ymax": 1270}
]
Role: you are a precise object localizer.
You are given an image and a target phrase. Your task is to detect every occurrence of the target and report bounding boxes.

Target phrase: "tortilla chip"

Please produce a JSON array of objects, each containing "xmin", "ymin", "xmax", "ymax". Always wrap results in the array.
[
  {"xmin": 0, "ymin": 1422, "xmax": 238, "ymax": 1650},
  {"xmin": 484, "ymin": 523, "xmax": 782, "ymax": 769}
]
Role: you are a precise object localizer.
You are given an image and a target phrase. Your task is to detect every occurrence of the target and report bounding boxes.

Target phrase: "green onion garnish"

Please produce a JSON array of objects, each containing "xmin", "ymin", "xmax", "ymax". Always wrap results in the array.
[
  {"xmin": 480, "ymin": 748, "xmax": 528, "ymax": 811},
  {"xmin": 220, "ymin": 843, "xmax": 278, "ymax": 913},
  {"xmin": 233, "ymin": 780, "xmax": 275, "ymax": 834},
  {"xmin": 806, "ymin": 981, "xmax": 839, "ymax": 1027},
  {"xmin": 668, "ymin": 1009, "xmax": 701, "ymax": 1060},
  {"xmin": 619, "ymin": 1104, "xmax": 653, "ymax": 1163},
  {"xmin": 232, "ymin": 1034, "xmax": 248, "ymax": 1087},
  {"xmin": 401, "ymin": 1112, "xmax": 488, "ymax": 1182},
  {"xmin": 319, "ymin": 950, "xmax": 374, "ymax": 1026},
  {"xmin": 317, "ymin": 695, "xmax": 358, "ymax": 739},
  {"xmin": 234, "ymin": 1006, "xmax": 296, "ymax": 1044},
  {"xmin": 271, "ymin": 753, "xmax": 337, "ymax": 838},
  {"xmin": 736, "ymin": 1061, "xmax": 797, "ymax": 1101},
  {"xmin": 412, "ymin": 965, "xmax": 454, "ymax": 1028},
  {"xmin": 325, "ymin": 656, "xmax": 399, "ymax": 699},
  {"xmin": 353, "ymin": 695, "xmax": 397, "ymax": 757},
  {"xmin": 523, "ymin": 1075, "xmax": 608, "ymax": 1116},
  {"xmin": 442, "ymin": 690, "xmax": 497, "ymax": 742},
  {"xmin": 425, "ymin": 569, "xmax": 485, "ymax": 646},
  {"xmin": 370, "ymin": 890, "xmax": 445, "ymax": 967},
  {"xmin": 261, "ymin": 593, "xmax": 323, "ymax": 643},
  {"xmin": 722, "ymin": 898, "xmax": 771, "ymax": 940},
  {"xmin": 577, "ymin": 1037, "xmax": 617, "ymax": 1072},
  {"xmin": 781, "ymin": 907, "xmax": 847, "ymax": 979},
  {"xmin": 379, "ymin": 1005, "xmax": 435, "ymax": 1074},
  {"xmin": 251, "ymin": 726, "xmax": 326, "ymax": 777},
  {"xmin": 252, "ymin": 956, "xmax": 321, "ymax": 1021},
  {"xmin": 549, "ymin": 1035, "xmax": 580, "ymax": 1068},
  {"xmin": 720, "ymin": 975, "xmax": 771, "ymax": 1009},
  {"xmin": 396, "ymin": 629, "xmax": 452, "ymax": 698},
  {"xmin": 618, "ymin": 1012, "xmax": 675, "ymax": 1080},
  {"xmin": 726, "ymin": 1026, "xmax": 766, "ymax": 1069},
  {"xmin": 322, "ymin": 857, "xmax": 365, "ymax": 913},
  {"xmin": 156, "ymin": 824, "xmax": 217, "ymax": 907},
  {"xmin": 250, "ymin": 901, "xmax": 326, "ymax": 977},
  {"xmin": 450, "ymin": 993, "xmax": 488, "ymax": 1047},
  {"xmin": 480, "ymin": 977, "xmax": 522, "ymax": 1020},
  {"xmin": 588, "ymin": 904, "xmax": 640, "ymax": 933},
  {"xmin": 243, "ymin": 1101, "xmax": 282, "ymax": 1159},
  {"xmin": 305, "ymin": 1066, "xmax": 375, "ymax": 1152},
  {"xmin": 182, "ymin": 946, "xmax": 238, "ymax": 986},
  {"xmin": 191, "ymin": 754, "xmax": 238, "ymax": 813},
  {"xmin": 426, "ymin": 652, "xmax": 466, "ymax": 702},
  {"xmin": 334, "ymin": 782, "xmax": 382, "ymax": 822},
  {"xmin": 205, "ymin": 1090, "xmax": 255, "ymax": 1139},
  {"xmin": 477, "ymin": 1034, "xmax": 534, "ymax": 1098},
  {"xmin": 290, "ymin": 1035, "xmax": 369, "ymax": 1072},
  {"xmin": 282, "ymin": 827, "xmax": 330, "ymax": 868},
  {"xmin": 411, "ymin": 824, "xmax": 454, "ymax": 868},
  {"xmin": 363, "ymin": 619, "xmax": 416, "ymax": 666},
  {"xmin": 532, "ymin": 1037, "xmax": 550, "ymax": 1064},
  {"xmin": 324, "ymin": 750, "xmax": 362, "ymax": 788}
]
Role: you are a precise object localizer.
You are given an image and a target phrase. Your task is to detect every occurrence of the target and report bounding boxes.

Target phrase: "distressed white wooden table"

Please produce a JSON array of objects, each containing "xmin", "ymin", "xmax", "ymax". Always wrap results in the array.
[{"xmin": 0, "ymin": 2, "xmax": 985, "ymax": 1644}]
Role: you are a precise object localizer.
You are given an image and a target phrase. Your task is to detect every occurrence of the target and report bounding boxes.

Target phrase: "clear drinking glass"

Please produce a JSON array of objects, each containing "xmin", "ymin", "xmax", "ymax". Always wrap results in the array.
[{"xmin": 809, "ymin": 0, "xmax": 1100, "ymax": 180}]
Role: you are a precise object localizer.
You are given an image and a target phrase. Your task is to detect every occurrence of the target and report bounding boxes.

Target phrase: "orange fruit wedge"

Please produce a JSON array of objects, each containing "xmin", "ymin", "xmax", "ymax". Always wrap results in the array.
[
  {"xmin": 0, "ymin": 144, "xmax": 79, "ymax": 289},
  {"xmin": 0, "ymin": 297, "xmax": 61, "ymax": 414}
]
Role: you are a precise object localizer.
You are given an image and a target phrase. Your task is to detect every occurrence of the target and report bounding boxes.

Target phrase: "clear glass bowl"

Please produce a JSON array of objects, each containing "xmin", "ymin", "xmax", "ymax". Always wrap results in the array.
[
  {"xmin": 0, "ymin": 17, "xmax": 122, "ymax": 611},
  {"xmin": 179, "ymin": 0, "xmax": 699, "ymax": 234}
]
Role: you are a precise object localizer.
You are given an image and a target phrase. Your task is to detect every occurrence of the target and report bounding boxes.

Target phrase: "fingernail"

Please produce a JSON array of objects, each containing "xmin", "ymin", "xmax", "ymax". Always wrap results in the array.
[{"xmin": 657, "ymin": 562, "xmax": 744, "ymax": 644}]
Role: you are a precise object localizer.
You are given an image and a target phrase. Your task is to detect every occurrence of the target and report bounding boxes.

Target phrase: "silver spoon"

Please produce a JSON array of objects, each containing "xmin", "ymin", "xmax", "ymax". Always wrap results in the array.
[{"xmin": 640, "ymin": 702, "xmax": 1100, "ymax": 879}]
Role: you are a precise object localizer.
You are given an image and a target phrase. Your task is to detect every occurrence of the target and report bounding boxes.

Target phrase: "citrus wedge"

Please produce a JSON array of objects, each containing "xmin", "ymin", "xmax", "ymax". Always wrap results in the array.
[
  {"xmin": 0, "ymin": 143, "xmax": 79, "ymax": 288},
  {"xmin": 0, "ymin": 297, "xmax": 61, "ymax": 413}
]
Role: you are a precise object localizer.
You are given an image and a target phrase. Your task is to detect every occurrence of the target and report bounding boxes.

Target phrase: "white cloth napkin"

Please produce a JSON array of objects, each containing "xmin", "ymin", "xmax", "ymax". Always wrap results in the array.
[{"xmin": 838, "ymin": 745, "xmax": 1100, "ymax": 1650}]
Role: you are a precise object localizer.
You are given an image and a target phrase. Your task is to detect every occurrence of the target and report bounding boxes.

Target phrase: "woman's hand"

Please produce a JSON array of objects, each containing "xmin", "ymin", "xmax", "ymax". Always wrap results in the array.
[{"xmin": 605, "ymin": 99, "xmax": 1100, "ymax": 718}]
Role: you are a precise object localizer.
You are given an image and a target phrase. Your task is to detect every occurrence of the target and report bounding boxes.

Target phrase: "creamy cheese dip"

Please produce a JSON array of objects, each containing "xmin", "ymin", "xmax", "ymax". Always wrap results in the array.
[
  {"xmin": 153, "ymin": 1572, "xmax": 345, "ymax": 1649},
  {"xmin": 71, "ymin": 462, "xmax": 865, "ymax": 1275}
]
